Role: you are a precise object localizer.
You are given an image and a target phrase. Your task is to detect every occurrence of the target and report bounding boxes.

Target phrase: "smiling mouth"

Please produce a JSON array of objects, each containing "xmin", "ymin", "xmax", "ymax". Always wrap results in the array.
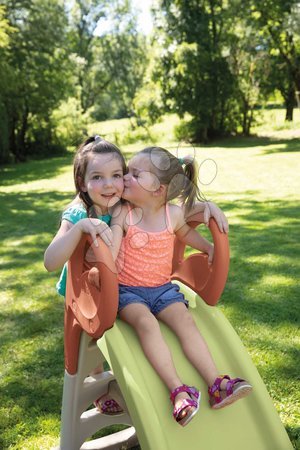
[{"xmin": 102, "ymin": 193, "xmax": 117, "ymax": 198}]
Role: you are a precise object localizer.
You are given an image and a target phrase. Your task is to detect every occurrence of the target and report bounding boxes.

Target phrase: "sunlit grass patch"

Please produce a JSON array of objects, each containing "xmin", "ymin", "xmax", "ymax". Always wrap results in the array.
[
  {"xmin": 253, "ymin": 108, "xmax": 300, "ymax": 133},
  {"xmin": 260, "ymin": 274, "xmax": 296, "ymax": 287}
]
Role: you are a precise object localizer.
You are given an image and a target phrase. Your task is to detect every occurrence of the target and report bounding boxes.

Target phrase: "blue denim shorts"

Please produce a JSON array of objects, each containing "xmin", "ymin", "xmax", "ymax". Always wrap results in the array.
[{"xmin": 118, "ymin": 282, "xmax": 188, "ymax": 316}]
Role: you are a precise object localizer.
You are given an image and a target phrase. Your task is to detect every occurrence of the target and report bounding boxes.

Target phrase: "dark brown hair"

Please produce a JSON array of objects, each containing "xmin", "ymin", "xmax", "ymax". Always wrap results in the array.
[{"xmin": 73, "ymin": 136, "xmax": 126, "ymax": 217}]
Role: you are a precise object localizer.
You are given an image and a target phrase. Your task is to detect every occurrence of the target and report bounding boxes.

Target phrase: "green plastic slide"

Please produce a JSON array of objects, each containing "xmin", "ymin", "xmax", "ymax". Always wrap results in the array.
[{"xmin": 98, "ymin": 283, "xmax": 293, "ymax": 450}]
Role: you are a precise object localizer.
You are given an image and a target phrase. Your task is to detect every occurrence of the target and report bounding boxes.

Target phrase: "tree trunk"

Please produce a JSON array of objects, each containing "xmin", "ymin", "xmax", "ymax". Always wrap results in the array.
[
  {"xmin": 18, "ymin": 105, "xmax": 29, "ymax": 156},
  {"xmin": 242, "ymin": 99, "xmax": 250, "ymax": 135},
  {"xmin": 245, "ymin": 108, "xmax": 254, "ymax": 136},
  {"xmin": 0, "ymin": 101, "xmax": 10, "ymax": 163},
  {"xmin": 285, "ymin": 87, "xmax": 295, "ymax": 121},
  {"xmin": 9, "ymin": 116, "xmax": 18, "ymax": 161}
]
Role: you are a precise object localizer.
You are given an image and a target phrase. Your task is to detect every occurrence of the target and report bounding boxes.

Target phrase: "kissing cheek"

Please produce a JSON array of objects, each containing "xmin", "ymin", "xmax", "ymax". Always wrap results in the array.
[
  {"xmin": 122, "ymin": 179, "xmax": 150, "ymax": 202},
  {"xmin": 122, "ymin": 178, "xmax": 139, "ymax": 199}
]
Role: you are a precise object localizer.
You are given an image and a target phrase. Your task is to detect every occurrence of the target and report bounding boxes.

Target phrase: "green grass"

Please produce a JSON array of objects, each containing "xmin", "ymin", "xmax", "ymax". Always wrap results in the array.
[{"xmin": 0, "ymin": 109, "xmax": 300, "ymax": 449}]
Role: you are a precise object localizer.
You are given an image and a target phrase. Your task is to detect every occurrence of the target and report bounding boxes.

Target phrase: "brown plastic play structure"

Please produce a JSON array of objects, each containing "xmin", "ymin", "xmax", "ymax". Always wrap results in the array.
[
  {"xmin": 64, "ymin": 215, "xmax": 229, "ymax": 376},
  {"xmin": 64, "ymin": 233, "xmax": 119, "ymax": 376},
  {"xmin": 56, "ymin": 215, "xmax": 230, "ymax": 450}
]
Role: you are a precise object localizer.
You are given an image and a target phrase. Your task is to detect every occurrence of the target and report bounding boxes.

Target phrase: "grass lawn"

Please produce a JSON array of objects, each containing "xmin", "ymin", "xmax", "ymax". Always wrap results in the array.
[{"xmin": 0, "ymin": 110, "xmax": 299, "ymax": 449}]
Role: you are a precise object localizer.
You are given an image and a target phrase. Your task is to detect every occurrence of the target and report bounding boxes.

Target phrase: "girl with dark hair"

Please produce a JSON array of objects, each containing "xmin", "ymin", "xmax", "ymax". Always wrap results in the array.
[{"xmin": 44, "ymin": 135, "xmax": 126, "ymax": 415}]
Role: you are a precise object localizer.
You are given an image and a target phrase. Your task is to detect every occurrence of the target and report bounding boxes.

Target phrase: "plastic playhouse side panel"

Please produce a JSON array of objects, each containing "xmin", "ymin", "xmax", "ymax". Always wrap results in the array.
[{"xmin": 97, "ymin": 284, "xmax": 293, "ymax": 450}]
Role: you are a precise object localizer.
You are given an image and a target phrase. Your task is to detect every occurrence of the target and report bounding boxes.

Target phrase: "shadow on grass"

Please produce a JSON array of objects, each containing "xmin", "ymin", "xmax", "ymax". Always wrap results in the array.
[
  {"xmin": 0, "ymin": 325, "xmax": 64, "ymax": 448},
  {"xmin": 0, "ymin": 311, "xmax": 64, "ymax": 405},
  {"xmin": 167, "ymin": 136, "xmax": 300, "ymax": 154},
  {"xmin": 211, "ymin": 198, "xmax": 299, "ymax": 447},
  {"xmin": 218, "ymin": 197, "xmax": 299, "ymax": 321},
  {"xmin": 0, "ymin": 190, "xmax": 72, "ymax": 241},
  {"xmin": 217, "ymin": 200, "xmax": 299, "ymax": 380},
  {"xmin": 0, "ymin": 188, "xmax": 70, "ymax": 447},
  {"xmin": 0, "ymin": 297, "xmax": 65, "ymax": 448},
  {"xmin": 208, "ymin": 135, "xmax": 300, "ymax": 152},
  {"xmin": 0, "ymin": 154, "xmax": 73, "ymax": 187}
]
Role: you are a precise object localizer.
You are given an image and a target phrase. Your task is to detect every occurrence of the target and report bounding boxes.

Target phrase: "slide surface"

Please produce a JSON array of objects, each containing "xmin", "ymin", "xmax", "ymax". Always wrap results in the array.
[{"xmin": 97, "ymin": 283, "xmax": 293, "ymax": 450}]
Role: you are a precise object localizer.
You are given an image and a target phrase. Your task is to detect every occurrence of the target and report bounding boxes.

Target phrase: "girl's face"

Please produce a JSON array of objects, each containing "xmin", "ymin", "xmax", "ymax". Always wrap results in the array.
[
  {"xmin": 82, "ymin": 153, "xmax": 124, "ymax": 213},
  {"xmin": 122, "ymin": 154, "xmax": 160, "ymax": 204}
]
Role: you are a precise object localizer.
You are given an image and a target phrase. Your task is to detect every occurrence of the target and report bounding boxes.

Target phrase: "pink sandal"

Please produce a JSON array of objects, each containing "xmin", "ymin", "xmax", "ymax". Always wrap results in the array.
[
  {"xmin": 94, "ymin": 380, "xmax": 124, "ymax": 415},
  {"xmin": 170, "ymin": 385, "xmax": 200, "ymax": 427},
  {"xmin": 208, "ymin": 375, "xmax": 252, "ymax": 409}
]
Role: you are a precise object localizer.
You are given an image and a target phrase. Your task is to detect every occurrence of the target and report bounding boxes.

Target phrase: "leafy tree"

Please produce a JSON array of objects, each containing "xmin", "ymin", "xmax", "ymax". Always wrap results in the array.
[
  {"xmin": 152, "ymin": 0, "xmax": 239, "ymax": 141},
  {"xmin": 133, "ymin": 44, "xmax": 164, "ymax": 127},
  {"xmin": 69, "ymin": 0, "xmax": 147, "ymax": 119},
  {"xmin": 68, "ymin": 0, "xmax": 108, "ymax": 112},
  {"xmin": 95, "ymin": 2, "xmax": 147, "ymax": 120},
  {"xmin": 0, "ymin": 4, "xmax": 16, "ymax": 162},
  {"xmin": 260, "ymin": 51, "xmax": 296, "ymax": 121},
  {"xmin": 226, "ymin": 8, "xmax": 270, "ymax": 135},
  {"xmin": 149, "ymin": 0, "xmax": 300, "ymax": 138},
  {"xmin": 249, "ymin": 0, "xmax": 300, "ymax": 120},
  {"xmin": 1, "ymin": 0, "xmax": 72, "ymax": 161}
]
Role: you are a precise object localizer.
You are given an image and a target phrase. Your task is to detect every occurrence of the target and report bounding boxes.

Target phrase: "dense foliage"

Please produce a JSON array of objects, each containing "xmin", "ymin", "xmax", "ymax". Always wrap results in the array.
[
  {"xmin": 0, "ymin": 0, "xmax": 300, "ymax": 162},
  {"xmin": 149, "ymin": 0, "xmax": 300, "ymax": 141},
  {"xmin": 0, "ymin": 0, "xmax": 147, "ymax": 162}
]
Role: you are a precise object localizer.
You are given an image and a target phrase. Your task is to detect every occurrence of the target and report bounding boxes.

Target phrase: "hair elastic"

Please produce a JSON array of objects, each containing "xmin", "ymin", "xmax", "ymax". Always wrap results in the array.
[
  {"xmin": 178, "ymin": 157, "xmax": 185, "ymax": 166},
  {"xmin": 94, "ymin": 134, "xmax": 102, "ymax": 143}
]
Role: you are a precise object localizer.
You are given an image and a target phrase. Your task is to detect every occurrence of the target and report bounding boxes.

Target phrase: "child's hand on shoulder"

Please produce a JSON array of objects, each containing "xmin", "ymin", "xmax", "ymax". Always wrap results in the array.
[{"xmin": 75, "ymin": 218, "xmax": 113, "ymax": 247}]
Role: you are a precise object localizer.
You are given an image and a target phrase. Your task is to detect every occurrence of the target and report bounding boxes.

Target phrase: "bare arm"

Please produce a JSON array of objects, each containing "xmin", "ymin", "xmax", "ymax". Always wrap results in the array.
[
  {"xmin": 110, "ymin": 204, "xmax": 128, "ymax": 261},
  {"xmin": 44, "ymin": 218, "xmax": 113, "ymax": 272},
  {"xmin": 172, "ymin": 205, "xmax": 214, "ymax": 264}
]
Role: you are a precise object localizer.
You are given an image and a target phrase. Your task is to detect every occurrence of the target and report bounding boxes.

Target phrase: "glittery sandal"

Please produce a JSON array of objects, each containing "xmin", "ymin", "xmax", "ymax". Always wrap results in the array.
[
  {"xmin": 208, "ymin": 375, "xmax": 252, "ymax": 409},
  {"xmin": 94, "ymin": 380, "xmax": 124, "ymax": 415},
  {"xmin": 170, "ymin": 384, "xmax": 200, "ymax": 427}
]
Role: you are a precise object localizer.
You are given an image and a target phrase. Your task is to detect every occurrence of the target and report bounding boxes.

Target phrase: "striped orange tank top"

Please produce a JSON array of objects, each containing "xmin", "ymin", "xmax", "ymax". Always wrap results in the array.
[{"xmin": 117, "ymin": 204, "xmax": 175, "ymax": 287}]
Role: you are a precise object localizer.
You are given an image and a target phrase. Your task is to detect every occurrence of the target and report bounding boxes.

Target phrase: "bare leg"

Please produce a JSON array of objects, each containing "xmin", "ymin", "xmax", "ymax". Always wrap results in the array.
[
  {"xmin": 120, "ymin": 303, "xmax": 196, "ymax": 419},
  {"xmin": 157, "ymin": 303, "xmax": 222, "ymax": 387}
]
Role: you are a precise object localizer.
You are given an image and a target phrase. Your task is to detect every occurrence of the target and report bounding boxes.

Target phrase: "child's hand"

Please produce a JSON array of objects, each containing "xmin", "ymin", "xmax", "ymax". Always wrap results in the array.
[
  {"xmin": 76, "ymin": 218, "xmax": 113, "ymax": 247},
  {"xmin": 207, "ymin": 244, "xmax": 214, "ymax": 265},
  {"xmin": 203, "ymin": 202, "xmax": 229, "ymax": 233}
]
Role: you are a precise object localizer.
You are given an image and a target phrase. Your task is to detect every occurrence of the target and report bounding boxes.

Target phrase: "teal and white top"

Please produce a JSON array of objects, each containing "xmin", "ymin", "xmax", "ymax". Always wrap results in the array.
[{"xmin": 56, "ymin": 204, "xmax": 111, "ymax": 296}]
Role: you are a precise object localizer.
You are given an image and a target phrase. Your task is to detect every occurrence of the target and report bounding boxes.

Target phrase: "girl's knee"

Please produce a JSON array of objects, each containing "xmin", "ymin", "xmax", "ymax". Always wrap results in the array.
[
  {"xmin": 135, "ymin": 314, "xmax": 159, "ymax": 335},
  {"xmin": 177, "ymin": 312, "xmax": 200, "ymax": 341}
]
